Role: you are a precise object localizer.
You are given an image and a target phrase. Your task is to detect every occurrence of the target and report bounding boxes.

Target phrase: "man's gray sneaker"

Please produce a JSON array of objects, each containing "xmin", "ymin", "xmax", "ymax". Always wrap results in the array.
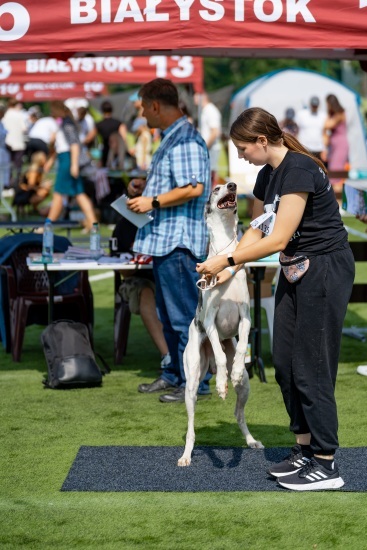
[{"xmin": 138, "ymin": 377, "xmax": 175, "ymax": 393}]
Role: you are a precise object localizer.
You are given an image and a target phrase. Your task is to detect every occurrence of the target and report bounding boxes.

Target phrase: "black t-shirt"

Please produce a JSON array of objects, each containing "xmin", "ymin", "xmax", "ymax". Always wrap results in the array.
[
  {"xmin": 253, "ymin": 151, "xmax": 347, "ymax": 256},
  {"xmin": 96, "ymin": 117, "xmax": 121, "ymax": 141},
  {"xmin": 96, "ymin": 117, "xmax": 122, "ymax": 166}
]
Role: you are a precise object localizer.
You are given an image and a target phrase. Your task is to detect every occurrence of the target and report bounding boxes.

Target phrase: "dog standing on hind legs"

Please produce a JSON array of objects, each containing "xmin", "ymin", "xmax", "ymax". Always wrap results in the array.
[{"xmin": 178, "ymin": 181, "xmax": 264, "ymax": 467}]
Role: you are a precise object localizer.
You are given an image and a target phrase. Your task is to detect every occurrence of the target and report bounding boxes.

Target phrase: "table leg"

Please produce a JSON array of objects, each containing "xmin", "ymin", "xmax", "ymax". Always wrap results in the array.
[
  {"xmin": 46, "ymin": 268, "xmax": 56, "ymax": 324},
  {"xmin": 250, "ymin": 266, "xmax": 267, "ymax": 383}
]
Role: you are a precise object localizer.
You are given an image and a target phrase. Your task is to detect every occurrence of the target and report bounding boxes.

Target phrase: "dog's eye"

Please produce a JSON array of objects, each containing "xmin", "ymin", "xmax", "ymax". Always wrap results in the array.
[{"xmin": 213, "ymin": 186, "xmax": 220, "ymax": 194}]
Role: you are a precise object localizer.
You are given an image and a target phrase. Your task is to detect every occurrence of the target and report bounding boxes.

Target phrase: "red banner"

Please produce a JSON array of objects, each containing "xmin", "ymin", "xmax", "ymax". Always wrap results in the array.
[
  {"xmin": 0, "ymin": 1, "xmax": 366, "ymax": 58},
  {"xmin": 0, "ymin": 81, "xmax": 106, "ymax": 101},
  {"xmin": 0, "ymin": 55, "xmax": 203, "ymax": 91}
]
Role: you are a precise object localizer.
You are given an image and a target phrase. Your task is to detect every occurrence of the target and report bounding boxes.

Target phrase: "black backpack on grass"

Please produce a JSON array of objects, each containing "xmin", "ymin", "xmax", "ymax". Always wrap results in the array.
[{"xmin": 41, "ymin": 320, "xmax": 110, "ymax": 389}]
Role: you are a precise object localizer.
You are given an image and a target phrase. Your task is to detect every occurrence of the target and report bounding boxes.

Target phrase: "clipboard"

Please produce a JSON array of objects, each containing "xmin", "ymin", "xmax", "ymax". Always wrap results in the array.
[{"xmin": 110, "ymin": 195, "xmax": 154, "ymax": 228}]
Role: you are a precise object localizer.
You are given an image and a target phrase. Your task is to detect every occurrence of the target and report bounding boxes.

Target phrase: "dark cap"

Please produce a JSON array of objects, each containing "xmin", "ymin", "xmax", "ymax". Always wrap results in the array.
[
  {"xmin": 285, "ymin": 108, "xmax": 295, "ymax": 119},
  {"xmin": 310, "ymin": 96, "xmax": 320, "ymax": 107}
]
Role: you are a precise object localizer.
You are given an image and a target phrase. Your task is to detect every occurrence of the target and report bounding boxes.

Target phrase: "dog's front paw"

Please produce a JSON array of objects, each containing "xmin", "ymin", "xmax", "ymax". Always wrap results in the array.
[
  {"xmin": 216, "ymin": 382, "xmax": 228, "ymax": 400},
  {"xmin": 178, "ymin": 456, "xmax": 191, "ymax": 467}
]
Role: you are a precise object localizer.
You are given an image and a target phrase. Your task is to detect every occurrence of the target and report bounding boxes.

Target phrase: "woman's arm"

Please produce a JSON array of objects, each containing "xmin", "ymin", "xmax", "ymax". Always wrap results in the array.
[
  {"xmin": 196, "ymin": 192, "xmax": 308, "ymax": 276},
  {"xmin": 324, "ymin": 112, "xmax": 345, "ymax": 130},
  {"xmin": 70, "ymin": 143, "xmax": 80, "ymax": 179}
]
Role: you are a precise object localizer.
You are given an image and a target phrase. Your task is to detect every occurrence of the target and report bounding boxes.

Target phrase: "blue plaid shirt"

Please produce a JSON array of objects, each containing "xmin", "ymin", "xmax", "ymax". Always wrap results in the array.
[{"xmin": 133, "ymin": 116, "xmax": 210, "ymax": 258}]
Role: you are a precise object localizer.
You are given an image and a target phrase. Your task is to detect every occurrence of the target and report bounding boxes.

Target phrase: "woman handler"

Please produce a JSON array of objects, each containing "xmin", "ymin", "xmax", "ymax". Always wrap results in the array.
[{"xmin": 197, "ymin": 107, "xmax": 354, "ymax": 491}]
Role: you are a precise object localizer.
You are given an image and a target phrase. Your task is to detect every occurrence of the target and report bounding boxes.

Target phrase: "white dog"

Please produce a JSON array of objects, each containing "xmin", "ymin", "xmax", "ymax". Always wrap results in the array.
[{"xmin": 178, "ymin": 181, "xmax": 264, "ymax": 467}]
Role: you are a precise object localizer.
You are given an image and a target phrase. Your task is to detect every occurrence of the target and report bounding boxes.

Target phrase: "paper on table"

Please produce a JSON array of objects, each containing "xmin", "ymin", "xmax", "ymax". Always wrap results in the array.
[{"xmin": 111, "ymin": 195, "xmax": 153, "ymax": 228}]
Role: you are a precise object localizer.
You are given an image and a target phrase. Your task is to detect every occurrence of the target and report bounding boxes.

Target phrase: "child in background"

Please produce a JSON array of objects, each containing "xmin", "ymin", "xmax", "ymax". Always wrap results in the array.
[{"xmin": 13, "ymin": 151, "xmax": 52, "ymax": 214}]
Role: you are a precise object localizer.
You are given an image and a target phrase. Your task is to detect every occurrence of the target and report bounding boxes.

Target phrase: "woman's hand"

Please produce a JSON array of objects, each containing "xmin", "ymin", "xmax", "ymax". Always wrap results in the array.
[
  {"xmin": 216, "ymin": 269, "xmax": 233, "ymax": 285},
  {"xmin": 196, "ymin": 254, "xmax": 228, "ymax": 277}
]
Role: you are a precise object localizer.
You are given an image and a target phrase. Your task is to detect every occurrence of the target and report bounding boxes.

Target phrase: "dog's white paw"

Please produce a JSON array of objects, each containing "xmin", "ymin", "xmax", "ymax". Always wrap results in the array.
[
  {"xmin": 247, "ymin": 439, "xmax": 265, "ymax": 450},
  {"xmin": 178, "ymin": 456, "xmax": 191, "ymax": 467}
]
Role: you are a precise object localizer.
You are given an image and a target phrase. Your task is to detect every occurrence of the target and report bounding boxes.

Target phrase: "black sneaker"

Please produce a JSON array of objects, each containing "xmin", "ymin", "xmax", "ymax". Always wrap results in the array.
[
  {"xmin": 277, "ymin": 457, "xmax": 344, "ymax": 491},
  {"xmin": 267, "ymin": 445, "xmax": 311, "ymax": 478}
]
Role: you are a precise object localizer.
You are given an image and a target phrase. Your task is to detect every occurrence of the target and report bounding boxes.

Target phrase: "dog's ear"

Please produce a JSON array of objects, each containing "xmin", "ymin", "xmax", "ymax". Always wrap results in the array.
[{"xmin": 205, "ymin": 200, "xmax": 211, "ymax": 217}]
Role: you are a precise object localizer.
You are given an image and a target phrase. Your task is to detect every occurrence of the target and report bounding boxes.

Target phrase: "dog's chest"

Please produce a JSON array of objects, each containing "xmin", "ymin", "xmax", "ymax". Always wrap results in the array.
[{"xmin": 198, "ymin": 271, "xmax": 250, "ymax": 335}]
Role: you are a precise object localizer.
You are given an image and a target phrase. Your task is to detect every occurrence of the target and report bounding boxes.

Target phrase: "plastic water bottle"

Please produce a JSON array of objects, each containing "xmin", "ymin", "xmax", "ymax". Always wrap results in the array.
[
  {"xmin": 42, "ymin": 218, "xmax": 54, "ymax": 263},
  {"xmin": 90, "ymin": 222, "xmax": 101, "ymax": 252},
  {"xmin": 349, "ymin": 169, "xmax": 367, "ymax": 180}
]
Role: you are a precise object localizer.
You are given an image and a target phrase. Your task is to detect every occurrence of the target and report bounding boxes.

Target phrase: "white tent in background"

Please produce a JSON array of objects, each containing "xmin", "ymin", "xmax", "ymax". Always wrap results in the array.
[{"xmin": 228, "ymin": 68, "xmax": 367, "ymax": 194}]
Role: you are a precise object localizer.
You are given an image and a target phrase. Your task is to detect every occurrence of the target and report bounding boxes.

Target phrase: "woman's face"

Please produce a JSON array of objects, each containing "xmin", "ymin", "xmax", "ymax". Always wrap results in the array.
[{"xmin": 232, "ymin": 137, "xmax": 268, "ymax": 166}]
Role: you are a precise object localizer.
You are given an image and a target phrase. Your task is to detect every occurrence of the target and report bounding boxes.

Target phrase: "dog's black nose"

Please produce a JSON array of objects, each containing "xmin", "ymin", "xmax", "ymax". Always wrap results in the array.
[{"xmin": 227, "ymin": 182, "xmax": 237, "ymax": 192}]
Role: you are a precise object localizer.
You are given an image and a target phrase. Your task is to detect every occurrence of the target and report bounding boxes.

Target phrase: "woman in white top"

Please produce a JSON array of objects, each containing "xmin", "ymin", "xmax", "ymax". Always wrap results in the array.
[{"xmin": 45, "ymin": 101, "xmax": 97, "ymax": 231}]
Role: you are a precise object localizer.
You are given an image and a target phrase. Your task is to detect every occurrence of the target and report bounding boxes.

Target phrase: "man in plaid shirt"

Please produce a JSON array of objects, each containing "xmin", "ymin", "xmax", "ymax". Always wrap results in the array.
[{"xmin": 127, "ymin": 78, "xmax": 212, "ymax": 403}]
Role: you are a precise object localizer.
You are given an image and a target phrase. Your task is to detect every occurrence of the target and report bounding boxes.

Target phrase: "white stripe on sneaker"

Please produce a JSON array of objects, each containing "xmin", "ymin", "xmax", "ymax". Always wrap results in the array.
[{"xmin": 307, "ymin": 471, "xmax": 328, "ymax": 481}]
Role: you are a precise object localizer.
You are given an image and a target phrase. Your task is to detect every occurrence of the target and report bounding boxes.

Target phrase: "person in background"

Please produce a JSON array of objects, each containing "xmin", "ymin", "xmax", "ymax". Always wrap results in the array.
[
  {"xmin": 13, "ymin": 151, "xmax": 52, "ymax": 214},
  {"xmin": 106, "ymin": 132, "xmax": 134, "ymax": 171},
  {"xmin": 194, "ymin": 90, "xmax": 222, "ymax": 186},
  {"xmin": 323, "ymin": 94, "xmax": 349, "ymax": 199},
  {"xmin": 2, "ymin": 98, "xmax": 27, "ymax": 189},
  {"xmin": 0, "ymin": 103, "xmax": 11, "ymax": 191},
  {"xmin": 44, "ymin": 100, "xmax": 97, "ymax": 231},
  {"xmin": 26, "ymin": 106, "xmax": 42, "ymax": 133},
  {"xmin": 131, "ymin": 117, "xmax": 152, "ymax": 171},
  {"xmin": 295, "ymin": 96, "xmax": 327, "ymax": 162},
  {"xmin": 76, "ymin": 105, "xmax": 97, "ymax": 151},
  {"xmin": 27, "ymin": 114, "xmax": 58, "ymax": 159},
  {"xmin": 197, "ymin": 107, "xmax": 354, "ymax": 491},
  {"xmin": 279, "ymin": 108, "xmax": 299, "ymax": 137},
  {"xmin": 127, "ymin": 78, "xmax": 212, "ymax": 403},
  {"xmin": 96, "ymin": 100, "xmax": 131, "ymax": 168},
  {"xmin": 112, "ymin": 203, "xmax": 170, "ymax": 370}
]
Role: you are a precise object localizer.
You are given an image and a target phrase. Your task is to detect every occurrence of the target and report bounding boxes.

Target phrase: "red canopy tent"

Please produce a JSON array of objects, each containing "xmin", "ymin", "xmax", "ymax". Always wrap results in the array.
[
  {"xmin": 0, "ymin": 55, "xmax": 203, "ymax": 92},
  {"xmin": 0, "ymin": 81, "xmax": 107, "ymax": 101},
  {"xmin": 0, "ymin": 1, "xmax": 366, "ymax": 61}
]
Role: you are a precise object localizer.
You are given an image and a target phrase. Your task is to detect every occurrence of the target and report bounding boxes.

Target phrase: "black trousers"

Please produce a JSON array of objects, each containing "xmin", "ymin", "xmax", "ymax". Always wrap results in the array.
[{"xmin": 273, "ymin": 243, "xmax": 355, "ymax": 455}]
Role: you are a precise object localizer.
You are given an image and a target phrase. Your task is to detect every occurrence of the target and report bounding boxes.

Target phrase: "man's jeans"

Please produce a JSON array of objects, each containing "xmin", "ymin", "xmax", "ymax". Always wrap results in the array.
[{"xmin": 153, "ymin": 248, "xmax": 211, "ymax": 393}]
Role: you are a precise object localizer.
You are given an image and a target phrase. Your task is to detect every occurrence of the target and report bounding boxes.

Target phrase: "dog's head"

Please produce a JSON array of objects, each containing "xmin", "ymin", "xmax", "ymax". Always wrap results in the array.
[{"xmin": 205, "ymin": 181, "xmax": 238, "ymax": 219}]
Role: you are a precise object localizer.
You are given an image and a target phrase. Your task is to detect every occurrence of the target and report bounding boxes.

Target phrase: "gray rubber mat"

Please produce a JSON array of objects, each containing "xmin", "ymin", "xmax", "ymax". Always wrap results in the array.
[{"xmin": 61, "ymin": 446, "xmax": 367, "ymax": 492}]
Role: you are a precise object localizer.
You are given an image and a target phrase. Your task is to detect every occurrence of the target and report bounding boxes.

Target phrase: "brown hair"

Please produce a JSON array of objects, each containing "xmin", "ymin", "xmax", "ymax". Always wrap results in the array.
[
  {"xmin": 49, "ymin": 100, "xmax": 74, "ymax": 120},
  {"xmin": 326, "ymin": 94, "xmax": 345, "ymax": 116},
  {"xmin": 139, "ymin": 78, "xmax": 179, "ymax": 108},
  {"xmin": 230, "ymin": 107, "xmax": 327, "ymax": 172},
  {"xmin": 30, "ymin": 151, "xmax": 47, "ymax": 166}
]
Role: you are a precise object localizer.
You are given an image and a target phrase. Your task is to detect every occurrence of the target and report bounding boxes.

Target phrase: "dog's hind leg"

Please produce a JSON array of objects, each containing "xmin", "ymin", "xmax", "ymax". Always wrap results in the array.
[
  {"xmin": 232, "ymin": 308, "xmax": 264, "ymax": 449},
  {"xmin": 234, "ymin": 370, "xmax": 264, "ymax": 449},
  {"xmin": 203, "ymin": 309, "xmax": 228, "ymax": 400},
  {"xmin": 178, "ymin": 322, "xmax": 206, "ymax": 467}
]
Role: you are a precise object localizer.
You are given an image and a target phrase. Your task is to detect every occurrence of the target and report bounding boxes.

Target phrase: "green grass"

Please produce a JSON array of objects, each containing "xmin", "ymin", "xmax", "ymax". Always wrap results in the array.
[{"xmin": 1, "ymin": 209, "xmax": 367, "ymax": 549}]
